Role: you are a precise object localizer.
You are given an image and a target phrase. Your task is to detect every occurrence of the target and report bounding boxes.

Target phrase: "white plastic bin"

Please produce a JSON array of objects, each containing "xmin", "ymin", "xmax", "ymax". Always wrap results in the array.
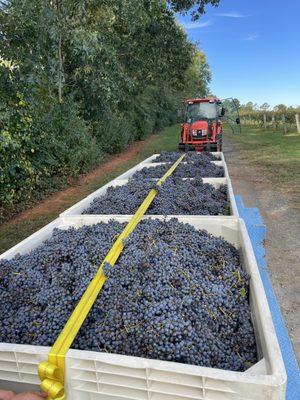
[
  {"xmin": 146, "ymin": 154, "xmax": 230, "ymax": 183},
  {"xmin": 0, "ymin": 215, "xmax": 286, "ymax": 399},
  {"xmin": 60, "ymin": 177, "xmax": 238, "ymax": 217},
  {"xmin": 146, "ymin": 152, "xmax": 222, "ymax": 163},
  {"xmin": 117, "ymin": 161, "xmax": 224, "ymax": 180}
]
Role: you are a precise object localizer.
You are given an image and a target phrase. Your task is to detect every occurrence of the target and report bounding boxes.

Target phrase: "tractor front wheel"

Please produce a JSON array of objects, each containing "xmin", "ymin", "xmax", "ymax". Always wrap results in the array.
[
  {"xmin": 178, "ymin": 143, "xmax": 185, "ymax": 152},
  {"xmin": 178, "ymin": 143, "xmax": 196, "ymax": 152},
  {"xmin": 217, "ymin": 134, "xmax": 223, "ymax": 151}
]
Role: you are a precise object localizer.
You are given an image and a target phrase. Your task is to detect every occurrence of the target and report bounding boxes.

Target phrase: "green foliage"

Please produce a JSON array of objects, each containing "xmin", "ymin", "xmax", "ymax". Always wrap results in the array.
[
  {"xmin": 93, "ymin": 114, "xmax": 134, "ymax": 155},
  {"xmin": 30, "ymin": 99, "xmax": 101, "ymax": 176},
  {"xmin": 167, "ymin": 0, "xmax": 220, "ymax": 19},
  {"xmin": 182, "ymin": 50, "xmax": 211, "ymax": 98},
  {"xmin": 0, "ymin": 88, "xmax": 101, "ymax": 221},
  {"xmin": 0, "ymin": 0, "xmax": 215, "ymax": 222},
  {"xmin": 0, "ymin": 92, "xmax": 36, "ymax": 211}
]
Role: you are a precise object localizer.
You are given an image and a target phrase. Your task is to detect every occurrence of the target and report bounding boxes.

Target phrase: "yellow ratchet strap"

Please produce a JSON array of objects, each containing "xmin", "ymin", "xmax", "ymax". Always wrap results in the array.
[{"xmin": 38, "ymin": 154, "xmax": 185, "ymax": 399}]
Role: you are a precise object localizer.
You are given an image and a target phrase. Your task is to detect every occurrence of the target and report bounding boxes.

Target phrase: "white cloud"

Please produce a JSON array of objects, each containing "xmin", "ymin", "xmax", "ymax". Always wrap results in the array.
[
  {"xmin": 180, "ymin": 20, "xmax": 214, "ymax": 30},
  {"xmin": 215, "ymin": 12, "xmax": 250, "ymax": 18},
  {"xmin": 243, "ymin": 34, "xmax": 259, "ymax": 41}
]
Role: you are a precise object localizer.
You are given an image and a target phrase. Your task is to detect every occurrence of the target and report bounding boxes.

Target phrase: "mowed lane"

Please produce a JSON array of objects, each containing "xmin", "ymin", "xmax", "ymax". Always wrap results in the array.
[{"xmin": 223, "ymin": 137, "xmax": 300, "ymax": 363}]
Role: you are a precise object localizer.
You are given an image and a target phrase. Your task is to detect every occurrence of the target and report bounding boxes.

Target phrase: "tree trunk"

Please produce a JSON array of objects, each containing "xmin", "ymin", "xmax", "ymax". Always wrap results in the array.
[
  {"xmin": 56, "ymin": 0, "xmax": 63, "ymax": 103},
  {"xmin": 58, "ymin": 32, "xmax": 63, "ymax": 103}
]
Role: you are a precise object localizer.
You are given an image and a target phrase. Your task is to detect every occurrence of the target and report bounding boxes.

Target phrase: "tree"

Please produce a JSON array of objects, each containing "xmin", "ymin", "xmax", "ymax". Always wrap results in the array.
[
  {"xmin": 232, "ymin": 98, "xmax": 241, "ymax": 108},
  {"xmin": 182, "ymin": 50, "xmax": 211, "ymax": 98},
  {"xmin": 260, "ymin": 102, "xmax": 270, "ymax": 111},
  {"xmin": 0, "ymin": 0, "xmax": 219, "ymax": 221},
  {"xmin": 167, "ymin": 0, "xmax": 220, "ymax": 19},
  {"xmin": 274, "ymin": 104, "xmax": 287, "ymax": 112},
  {"xmin": 243, "ymin": 102, "xmax": 258, "ymax": 112}
]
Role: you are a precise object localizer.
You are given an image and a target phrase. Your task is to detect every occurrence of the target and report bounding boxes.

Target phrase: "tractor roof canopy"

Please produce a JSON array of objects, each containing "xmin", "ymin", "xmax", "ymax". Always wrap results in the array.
[{"xmin": 184, "ymin": 98, "xmax": 221, "ymax": 104}]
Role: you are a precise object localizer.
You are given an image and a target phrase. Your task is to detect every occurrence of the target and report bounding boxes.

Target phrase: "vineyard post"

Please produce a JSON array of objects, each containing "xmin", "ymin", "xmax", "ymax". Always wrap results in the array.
[
  {"xmin": 263, "ymin": 114, "xmax": 267, "ymax": 130},
  {"xmin": 272, "ymin": 114, "xmax": 275, "ymax": 129},
  {"xmin": 295, "ymin": 114, "xmax": 300, "ymax": 134},
  {"xmin": 282, "ymin": 114, "xmax": 287, "ymax": 135}
]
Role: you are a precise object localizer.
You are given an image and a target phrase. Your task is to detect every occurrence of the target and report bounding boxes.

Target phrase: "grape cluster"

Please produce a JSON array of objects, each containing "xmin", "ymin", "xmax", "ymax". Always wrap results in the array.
[
  {"xmin": 83, "ymin": 177, "xmax": 229, "ymax": 215},
  {"xmin": 133, "ymin": 160, "xmax": 224, "ymax": 179},
  {"xmin": 0, "ymin": 219, "xmax": 257, "ymax": 371},
  {"xmin": 154, "ymin": 151, "xmax": 220, "ymax": 163},
  {"xmin": 0, "ymin": 221, "xmax": 123, "ymax": 346}
]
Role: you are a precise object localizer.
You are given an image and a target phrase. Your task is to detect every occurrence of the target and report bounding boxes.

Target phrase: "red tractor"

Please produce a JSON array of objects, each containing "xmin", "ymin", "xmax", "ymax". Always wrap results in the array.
[{"xmin": 179, "ymin": 97, "xmax": 226, "ymax": 152}]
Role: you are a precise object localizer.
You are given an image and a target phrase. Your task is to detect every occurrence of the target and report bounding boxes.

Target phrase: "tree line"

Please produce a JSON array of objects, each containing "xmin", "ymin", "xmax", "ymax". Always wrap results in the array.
[
  {"xmin": 235, "ymin": 100, "xmax": 300, "ymax": 132},
  {"xmin": 0, "ymin": 0, "xmax": 220, "ymax": 223},
  {"xmin": 236, "ymin": 100, "xmax": 299, "ymax": 115}
]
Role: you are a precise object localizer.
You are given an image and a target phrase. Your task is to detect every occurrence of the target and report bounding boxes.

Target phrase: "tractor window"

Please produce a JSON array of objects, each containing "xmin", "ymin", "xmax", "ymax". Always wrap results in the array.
[{"xmin": 186, "ymin": 102, "xmax": 217, "ymax": 122}]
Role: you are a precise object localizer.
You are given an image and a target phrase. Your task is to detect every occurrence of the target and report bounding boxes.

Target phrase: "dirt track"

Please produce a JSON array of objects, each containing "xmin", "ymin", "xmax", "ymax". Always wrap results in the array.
[{"xmin": 224, "ymin": 139, "xmax": 300, "ymax": 364}]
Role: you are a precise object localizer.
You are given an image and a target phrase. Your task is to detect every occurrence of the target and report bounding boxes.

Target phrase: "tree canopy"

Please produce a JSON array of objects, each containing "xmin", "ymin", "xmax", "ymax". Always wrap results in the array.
[
  {"xmin": 167, "ymin": 0, "xmax": 220, "ymax": 19},
  {"xmin": 0, "ymin": 0, "xmax": 217, "ymax": 222}
]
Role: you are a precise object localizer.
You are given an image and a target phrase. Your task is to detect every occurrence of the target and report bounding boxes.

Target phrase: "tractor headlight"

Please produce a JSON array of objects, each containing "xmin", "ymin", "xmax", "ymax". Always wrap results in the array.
[{"xmin": 191, "ymin": 129, "xmax": 208, "ymax": 136}]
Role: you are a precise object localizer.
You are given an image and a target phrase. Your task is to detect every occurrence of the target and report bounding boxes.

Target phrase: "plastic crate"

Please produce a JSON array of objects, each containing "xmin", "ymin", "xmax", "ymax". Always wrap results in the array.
[
  {"xmin": 60, "ymin": 152, "xmax": 238, "ymax": 217},
  {"xmin": 0, "ymin": 215, "xmax": 286, "ymax": 399},
  {"xmin": 116, "ymin": 161, "xmax": 224, "ymax": 180},
  {"xmin": 60, "ymin": 177, "xmax": 238, "ymax": 217},
  {"xmin": 106, "ymin": 153, "xmax": 227, "ymax": 179},
  {"xmin": 144, "ymin": 152, "xmax": 222, "ymax": 164}
]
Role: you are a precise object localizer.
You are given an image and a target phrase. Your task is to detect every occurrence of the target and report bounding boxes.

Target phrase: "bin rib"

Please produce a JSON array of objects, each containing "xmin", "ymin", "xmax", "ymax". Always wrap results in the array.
[{"xmin": 38, "ymin": 154, "xmax": 185, "ymax": 400}]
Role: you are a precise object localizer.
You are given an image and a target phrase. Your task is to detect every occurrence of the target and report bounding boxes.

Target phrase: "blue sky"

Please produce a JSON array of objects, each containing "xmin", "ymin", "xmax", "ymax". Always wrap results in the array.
[{"xmin": 177, "ymin": 0, "xmax": 300, "ymax": 107}]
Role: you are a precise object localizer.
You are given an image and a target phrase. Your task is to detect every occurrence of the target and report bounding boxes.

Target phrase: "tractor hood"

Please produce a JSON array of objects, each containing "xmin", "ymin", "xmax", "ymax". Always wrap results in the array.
[
  {"xmin": 189, "ymin": 120, "xmax": 209, "ymax": 138},
  {"xmin": 190, "ymin": 120, "xmax": 209, "ymax": 130}
]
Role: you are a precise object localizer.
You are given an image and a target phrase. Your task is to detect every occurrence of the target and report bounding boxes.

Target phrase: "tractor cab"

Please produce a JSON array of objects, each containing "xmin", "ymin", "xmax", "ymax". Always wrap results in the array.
[
  {"xmin": 186, "ymin": 98, "xmax": 223, "ymax": 122},
  {"xmin": 185, "ymin": 98, "xmax": 224, "ymax": 135},
  {"xmin": 179, "ymin": 98, "xmax": 225, "ymax": 152}
]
